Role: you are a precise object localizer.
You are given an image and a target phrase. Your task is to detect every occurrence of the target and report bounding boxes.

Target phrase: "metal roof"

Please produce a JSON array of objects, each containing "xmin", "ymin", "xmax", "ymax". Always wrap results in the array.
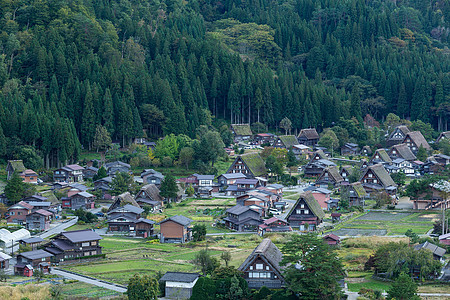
[
  {"xmin": 19, "ymin": 249, "xmax": 53, "ymax": 260},
  {"xmin": 160, "ymin": 215, "xmax": 193, "ymax": 226},
  {"xmin": 160, "ymin": 272, "xmax": 199, "ymax": 283},
  {"xmin": 61, "ymin": 229, "xmax": 102, "ymax": 243}
]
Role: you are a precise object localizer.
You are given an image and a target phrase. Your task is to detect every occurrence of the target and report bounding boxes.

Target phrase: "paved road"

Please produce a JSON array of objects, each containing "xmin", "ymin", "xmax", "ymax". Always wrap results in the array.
[
  {"xmin": 38, "ymin": 217, "xmax": 78, "ymax": 239},
  {"xmin": 206, "ymin": 232, "xmax": 256, "ymax": 236},
  {"xmin": 51, "ymin": 268, "xmax": 127, "ymax": 293}
]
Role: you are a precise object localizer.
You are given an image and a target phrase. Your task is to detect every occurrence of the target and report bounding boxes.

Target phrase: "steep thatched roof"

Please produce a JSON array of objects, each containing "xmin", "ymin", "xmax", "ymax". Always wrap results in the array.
[
  {"xmin": 108, "ymin": 192, "xmax": 141, "ymax": 212},
  {"xmin": 350, "ymin": 182, "xmax": 367, "ymax": 198},
  {"xmin": 325, "ymin": 166, "xmax": 344, "ymax": 183},
  {"xmin": 241, "ymin": 153, "xmax": 267, "ymax": 177},
  {"xmin": 390, "ymin": 143, "xmax": 416, "ymax": 161},
  {"xmin": 238, "ymin": 238, "xmax": 284, "ymax": 278},
  {"xmin": 279, "ymin": 135, "xmax": 298, "ymax": 149},
  {"xmin": 372, "ymin": 149, "xmax": 392, "ymax": 164},
  {"xmin": 287, "ymin": 191, "xmax": 325, "ymax": 220},
  {"xmin": 298, "ymin": 128, "xmax": 319, "ymax": 140},
  {"xmin": 366, "ymin": 164, "xmax": 397, "ymax": 188},
  {"xmin": 7, "ymin": 160, "xmax": 26, "ymax": 173},
  {"xmin": 139, "ymin": 184, "xmax": 163, "ymax": 202},
  {"xmin": 405, "ymin": 131, "xmax": 431, "ymax": 150},
  {"xmin": 231, "ymin": 124, "xmax": 252, "ymax": 136}
]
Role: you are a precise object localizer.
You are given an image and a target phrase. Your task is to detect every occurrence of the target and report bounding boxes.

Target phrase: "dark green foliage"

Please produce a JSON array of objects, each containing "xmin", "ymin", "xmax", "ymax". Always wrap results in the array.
[
  {"xmin": 416, "ymin": 145, "xmax": 428, "ymax": 162},
  {"xmin": 387, "ymin": 272, "xmax": 420, "ymax": 300},
  {"xmin": 127, "ymin": 274, "xmax": 159, "ymax": 300},
  {"xmin": 94, "ymin": 166, "xmax": 107, "ymax": 181},
  {"xmin": 281, "ymin": 233, "xmax": 344, "ymax": 299},
  {"xmin": 74, "ymin": 208, "xmax": 98, "ymax": 223},
  {"xmin": 4, "ymin": 172, "xmax": 36, "ymax": 204},
  {"xmin": 159, "ymin": 174, "xmax": 178, "ymax": 202},
  {"xmin": 192, "ymin": 249, "xmax": 220, "ymax": 275},
  {"xmin": 111, "ymin": 172, "xmax": 133, "ymax": 196},
  {"xmin": 391, "ymin": 172, "xmax": 407, "ymax": 186},
  {"xmin": 191, "ymin": 277, "xmax": 216, "ymax": 300},
  {"xmin": 192, "ymin": 224, "xmax": 207, "ymax": 241}
]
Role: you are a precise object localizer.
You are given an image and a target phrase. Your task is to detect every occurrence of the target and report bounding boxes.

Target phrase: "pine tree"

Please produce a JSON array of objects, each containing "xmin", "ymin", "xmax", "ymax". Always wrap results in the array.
[{"xmin": 81, "ymin": 83, "xmax": 96, "ymax": 149}]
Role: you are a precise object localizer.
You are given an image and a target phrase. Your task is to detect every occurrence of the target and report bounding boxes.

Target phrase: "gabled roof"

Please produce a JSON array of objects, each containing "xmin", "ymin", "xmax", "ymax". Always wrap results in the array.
[
  {"xmin": 219, "ymin": 173, "xmax": 246, "ymax": 180},
  {"xmin": 21, "ymin": 169, "xmax": 37, "ymax": 176},
  {"xmin": 7, "ymin": 160, "xmax": 26, "ymax": 173},
  {"xmin": 69, "ymin": 183, "xmax": 88, "ymax": 191},
  {"xmin": 362, "ymin": 145, "xmax": 372, "ymax": 155},
  {"xmin": 0, "ymin": 252, "xmax": 12, "ymax": 260},
  {"xmin": 310, "ymin": 150, "xmax": 327, "ymax": 162},
  {"xmin": 390, "ymin": 143, "xmax": 416, "ymax": 161},
  {"xmin": 94, "ymin": 176, "xmax": 113, "ymax": 184},
  {"xmin": 26, "ymin": 201, "xmax": 51, "ymax": 207},
  {"xmin": 60, "ymin": 229, "xmax": 102, "ymax": 243},
  {"xmin": 105, "ymin": 161, "xmax": 131, "ymax": 169},
  {"xmin": 404, "ymin": 131, "xmax": 431, "ymax": 150},
  {"xmin": 298, "ymin": 128, "xmax": 319, "ymax": 140},
  {"xmin": 24, "ymin": 195, "xmax": 48, "ymax": 202},
  {"xmin": 323, "ymin": 234, "xmax": 340, "ymax": 241},
  {"xmin": 238, "ymin": 239, "xmax": 284, "ymax": 277},
  {"xmin": 437, "ymin": 131, "xmax": 450, "ymax": 142},
  {"xmin": 108, "ymin": 204, "xmax": 144, "ymax": 215},
  {"xmin": 240, "ymin": 153, "xmax": 267, "ymax": 177},
  {"xmin": 350, "ymin": 182, "xmax": 367, "ymax": 198},
  {"xmin": 287, "ymin": 191, "xmax": 325, "ymax": 220},
  {"xmin": 135, "ymin": 218, "xmax": 155, "ymax": 225},
  {"xmin": 414, "ymin": 241, "xmax": 446, "ymax": 257},
  {"xmin": 19, "ymin": 249, "xmax": 53, "ymax": 260},
  {"xmin": 160, "ymin": 215, "xmax": 192, "ymax": 226},
  {"xmin": 388, "ymin": 125, "xmax": 410, "ymax": 140},
  {"xmin": 263, "ymin": 217, "xmax": 287, "ymax": 225},
  {"xmin": 226, "ymin": 205, "xmax": 258, "ymax": 215},
  {"xmin": 65, "ymin": 164, "xmax": 84, "ymax": 171},
  {"xmin": 20, "ymin": 237, "xmax": 44, "ymax": 244},
  {"xmin": 194, "ymin": 174, "xmax": 215, "ymax": 180},
  {"xmin": 231, "ymin": 124, "xmax": 252, "ymax": 136},
  {"xmin": 108, "ymin": 192, "xmax": 141, "ymax": 212},
  {"xmin": 340, "ymin": 165, "xmax": 354, "ymax": 176},
  {"xmin": 10, "ymin": 201, "xmax": 33, "ymax": 210},
  {"xmin": 278, "ymin": 135, "xmax": 298, "ymax": 149},
  {"xmin": 319, "ymin": 166, "xmax": 344, "ymax": 183},
  {"xmin": 74, "ymin": 191, "xmax": 95, "ymax": 198},
  {"xmin": 236, "ymin": 179, "xmax": 259, "ymax": 185},
  {"xmin": 372, "ymin": 149, "xmax": 392, "ymax": 164},
  {"xmin": 160, "ymin": 272, "xmax": 199, "ymax": 283},
  {"xmin": 141, "ymin": 169, "xmax": 163, "ymax": 177},
  {"xmin": 312, "ymin": 187, "xmax": 332, "ymax": 195},
  {"xmin": 139, "ymin": 184, "xmax": 163, "ymax": 203},
  {"xmin": 32, "ymin": 209, "xmax": 53, "ymax": 217},
  {"xmin": 364, "ymin": 164, "xmax": 397, "ymax": 188}
]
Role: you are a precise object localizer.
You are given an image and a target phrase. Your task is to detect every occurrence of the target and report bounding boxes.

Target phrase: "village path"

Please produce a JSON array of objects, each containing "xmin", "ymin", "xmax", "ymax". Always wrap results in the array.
[
  {"xmin": 37, "ymin": 216, "xmax": 78, "ymax": 239},
  {"xmin": 51, "ymin": 268, "xmax": 127, "ymax": 293}
]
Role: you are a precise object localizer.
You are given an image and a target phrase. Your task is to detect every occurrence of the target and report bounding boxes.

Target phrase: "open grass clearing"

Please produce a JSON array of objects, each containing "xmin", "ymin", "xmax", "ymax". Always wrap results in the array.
[
  {"xmin": 346, "ymin": 274, "xmax": 391, "ymax": 293},
  {"xmin": 60, "ymin": 281, "xmax": 121, "ymax": 298}
]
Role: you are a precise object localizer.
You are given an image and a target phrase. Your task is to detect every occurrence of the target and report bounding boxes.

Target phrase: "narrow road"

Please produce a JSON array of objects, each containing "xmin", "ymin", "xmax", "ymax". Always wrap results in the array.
[
  {"xmin": 51, "ymin": 268, "xmax": 127, "ymax": 293},
  {"xmin": 206, "ymin": 232, "xmax": 256, "ymax": 236},
  {"xmin": 38, "ymin": 217, "xmax": 78, "ymax": 239}
]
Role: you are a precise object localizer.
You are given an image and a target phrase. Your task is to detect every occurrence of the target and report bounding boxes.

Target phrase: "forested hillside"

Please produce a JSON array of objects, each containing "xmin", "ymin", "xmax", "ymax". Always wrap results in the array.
[{"xmin": 0, "ymin": 0, "xmax": 449, "ymax": 167}]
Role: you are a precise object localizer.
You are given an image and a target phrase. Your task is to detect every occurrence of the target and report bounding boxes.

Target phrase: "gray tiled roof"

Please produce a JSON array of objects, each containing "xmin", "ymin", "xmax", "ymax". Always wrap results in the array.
[
  {"xmin": 61, "ymin": 229, "xmax": 102, "ymax": 243},
  {"xmin": 414, "ymin": 241, "xmax": 446, "ymax": 257},
  {"xmin": 161, "ymin": 215, "xmax": 193, "ymax": 226},
  {"xmin": 19, "ymin": 249, "xmax": 53, "ymax": 260},
  {"xmin": 226, "ymin": 205, "xmax": 254, "ymax": 215},
  {"xmin": 160, "ymin": 272, "xmax": 199, "ymax": 283}
]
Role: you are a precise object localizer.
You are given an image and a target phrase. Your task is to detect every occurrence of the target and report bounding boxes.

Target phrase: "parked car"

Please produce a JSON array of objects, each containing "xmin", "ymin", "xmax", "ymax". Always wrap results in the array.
[{"xmin": 269, "ymin": 208, "xmax": 281, "ymax": 215}]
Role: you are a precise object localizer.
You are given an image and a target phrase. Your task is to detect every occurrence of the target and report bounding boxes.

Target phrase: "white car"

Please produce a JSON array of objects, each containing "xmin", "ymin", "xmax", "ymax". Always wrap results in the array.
[{"xmin": 269, "ymin": 209, "xmax": 281, "ymax": 215}]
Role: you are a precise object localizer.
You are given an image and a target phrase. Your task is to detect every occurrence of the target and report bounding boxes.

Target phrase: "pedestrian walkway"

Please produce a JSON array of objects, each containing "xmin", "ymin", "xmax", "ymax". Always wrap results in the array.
[{"xmin": 51, "ymin": 268, "xmax": 127, "ymax": 293}]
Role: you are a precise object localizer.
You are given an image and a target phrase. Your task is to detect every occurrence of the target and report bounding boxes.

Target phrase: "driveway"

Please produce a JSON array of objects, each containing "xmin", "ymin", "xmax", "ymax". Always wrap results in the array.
[
  {"xmin": 51, "ymin": 268, "xmax": 126, "ymax": 293},
  {"xmin": 38, "ymin": 217, "xmax": 78, "ymax": 239}
]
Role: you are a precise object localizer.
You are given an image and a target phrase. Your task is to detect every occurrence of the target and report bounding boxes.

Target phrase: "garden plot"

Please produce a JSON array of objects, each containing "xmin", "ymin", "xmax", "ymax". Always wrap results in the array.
[
  {"xmin": 330, "ymin": 228, "xmax": 387, "ymax": 236},
  {"xmin": 356, "ymin": 212, "xmax": 412, "ymax": 221}
]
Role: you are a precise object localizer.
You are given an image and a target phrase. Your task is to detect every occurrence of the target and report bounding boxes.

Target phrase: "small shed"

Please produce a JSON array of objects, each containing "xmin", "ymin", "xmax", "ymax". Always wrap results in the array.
[
  {"xmin": 0, "ymin": 252, "xmax": 12, "ymax": 269},
  {"xmin": 331, "ymin": 213, "xmax": 341, "ymax": 222},
  {"xmin": 160, "ymin": 272, "xmax": 199, "ymax": 299},
  {"xmin": 323, "ymin": 234, "xmax": 341, "ymax": 246}
]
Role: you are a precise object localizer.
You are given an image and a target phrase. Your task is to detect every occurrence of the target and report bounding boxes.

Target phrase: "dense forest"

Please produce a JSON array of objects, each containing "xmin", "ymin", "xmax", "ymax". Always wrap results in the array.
[{"xmin": 0, "ymin": 0, "xmax": 449, "ymax": 168}]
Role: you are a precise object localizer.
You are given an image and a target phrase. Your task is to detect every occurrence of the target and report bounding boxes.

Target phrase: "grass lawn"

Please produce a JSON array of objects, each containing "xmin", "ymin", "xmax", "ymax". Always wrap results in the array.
[
  {"xmin": 60, "ymin": 281, "xmax": 122, "ymax": 298},
  {"xmin": 346, "ymin": 274, "xmax": 392, "ymax": 293},
  {"xmin": 63, "ymin": 234, "xmax": 261, "ymax": 285},
  {"xmin": 330, "ymin": 211, "xmax": 435, "ymax": 236}
]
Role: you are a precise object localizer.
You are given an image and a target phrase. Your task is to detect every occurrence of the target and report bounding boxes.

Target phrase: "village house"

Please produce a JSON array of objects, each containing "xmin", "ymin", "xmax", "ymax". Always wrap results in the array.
[
  {"xmin": 22, "ymin": 195, "xmax": 48, "ymax": 203},
  {"xmin": 226, "ymin": 178, "xmax": 261, "ymax": 196},
  {"xmin": 258, "ymin": 217, "xmax": 291, "ymax": 236},
  {"xmin": 224, "ymin": 148, "xmax": 235, "ymax": 156},
  {"xmin": 0, "ymin": 252, "xmax": 11, "ymax": 270},
  {"xmin": 360, "ymin": 164, "xmax": 397, "ymax": 196},
  {"xmin": 386, "ymin": 125, "xmax": 410, "ymax": 147},
  {"xmin": 224, "ymin": 205, "xmax": 262, "ymax": 231},
  {"xmin": 108, "ymin": 192, "xmax": 141, "ymax": 213},
  {"xmin": 388, "ymin": 143, "xmax": 417, "ymax": 162},
  {"xmin": 303, "ymin": 149, "xmax": 333, "ymax": 177},
  {"xmin": 273, "ymin": 135, "xmax": 298, "ymax": 150},
  {"xmin": 238, "ymin": 239, "xmax": 285, "ymax": 289},
  {"xmin": 285, "ymin": 192, "xmax": 325, "ymax": 231},
  {"xmin": 236, "ymin": 193, "xmax": 270, "ymax": 217},
  {"xmin": 52, "ymin": 182, "xmax": 69, "ymax": 190},
  {"xmin": 83, "ymin": 166, "xmax": 98, "ymax": 179},
  {"xmin": 26, "ymin": 210, "xmax": 52, "ymax": 231},
  {"xmin": 341, "ymin": 143, "xmax": 360, "ymax": 156},
  {"xmin": 323, "ymin": 234, "xmax": 341, "ymax": 247},
  {"xmin": 53, "ymin": 164, "xmax": 85, "ymax": 183},
  {"xmin": 227, "ymin": 153, "xmax": 267, "ymax": 178},
  {"xmin": 436, "ymin": 131, "xmax": 450, "ymax": 144},
  {"xmin": 160, "ymin": 272, "xmax": 199, "ymax": 300},
  {"xmin": 345, "ymin": 182, "xmax": 367, "ymax": 207},
  {"xmin": 26, "ymin": 201, "xmax": 51, "ymax": 212},
  {"xmin": 231, "ymin": 124, "xmax": 253, "ymax": 143},
  {"xmin": 297, "ymin": 128, "xmax": 319, "ymax": 146},
  {"xmin": 107, "ymin": 204, "xmax": 145, "ymax": 233},
  {"xmin": 6, "ymin": 160, "xmax": 26, "ymax": 180},
  {"xmin": 402, "ymin": 131, "xmax": 431, "ymax": 155},
  {"xmin": 217, "ymin": 173, "xmax": 246, "ymax": 190},
  {"xmin": 292, "ymin": 144, "xmax": 311, "ymax": 159},
  {"xmin": 159, "ymin": 215, "xmax": 193, "ymax": 243},
  {"xmin": 434, "ymin": 154, "xmax": 450, "ymax": 166},
  {"xmin": 361, "ymin": 146, "xmax": 372, "ymax": 156},
  {"xmin": 62, "ymin": 192, "xmax": 96, "ymax": 210},
  {"xmin": 7, "ymin": 201, "xmax": 33, "ymax": 224},
  {"xmin": 19, "ymin": 237, "xmax": 45, "ymax": 251},
  {"xmin": 15, "ymin": 250, "xmax": 53, "ymax": 276},
  {"xmin": 135, "ymin": 184, "xmax": 164, "ymax": 211},
  {"xmin": 370, "ymin": 149, "xmax": 392, "ymax": 165},
  {"xmin": 105, "ymin": 161, "xmax": 131, "ymax": 176},
  {"xmin": 94, "ymin": 176, "xmax": 113, "ymax": 199},
  {"xmin": 44, "ymin": 230, "xmax": 102, "ymax": 263},
  {"xmin": 20, "ymin": 169, "xmax": 39, "ymax": 184},
  {"xmin": 315, "ymin": 166, "xmax": 344, "ymax": 188},
  {"xmin": 414, "ymin": 241, "xmax": 446, "ymax": 262},
  {"xmin": 254, "ymin": 133, "xmax": 276, "ymax": 145},
  {"xmin": 439, "ymin": 233, "xmax": 450, "ymax": 246},
  {"xmin": 141, "ymin": 169, "xmax": 164, "ymax": 186},
  {"xmin": 391, "ymin": 158, "xmax": 415, "ymax": 175},
  {"xmin": 135, "ymin": 218, "xmax": 155, "ymax": 238},
  {"xmin": 340, "ymin": 165, "xmax": 355, "ymax": 183}
]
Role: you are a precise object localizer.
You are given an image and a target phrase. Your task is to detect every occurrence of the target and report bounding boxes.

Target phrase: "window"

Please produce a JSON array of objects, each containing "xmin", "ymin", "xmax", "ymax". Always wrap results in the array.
[
  {"xmin": 300, "ymin": 204, "xmax": 305, "ymax": 208},
  {"xmin": 10, "ymin": 212, "xmax": 14, "ymax": 215},
  {"xmin": 373, "ymin": 179, "xmax": 377, "ymax": 184},
  {"xmin": 41, "ymin": 258, "xmax": 46, "ymax": 261},
  {"xmin": 18, "ymin": 212, "xmax": 21, "ymax": 215},
  {"xmin": 256, "ymin": 264, "xmax": 263, "ymax": 270},
  {"xmin": 81, "ymin": 242, "xmax": 90, "ymax": 247},
  {"xmin": 368, "ymin": 173, "xmax": 373, "ymax": 178},
  {"xmin": 266, "ymin": 266, "xmax": 270, "ymax": 270},
  {"xmin": 304, "ymin": 209, "xmax": 309, "ymax": 214},
  {"xmin": 250, "ymin": 266, "xmax": 253, "ymax": 270},
  {"xmin": 296, "ymin": 209, "xmax": 302, "ymax": 214}
]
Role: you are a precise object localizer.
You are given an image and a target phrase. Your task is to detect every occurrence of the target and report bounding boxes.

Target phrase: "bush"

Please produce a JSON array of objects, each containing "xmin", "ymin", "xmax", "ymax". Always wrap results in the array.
[{"xmin": 162, "ymin": 156, "xmax": 173, "ymax": 167}]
